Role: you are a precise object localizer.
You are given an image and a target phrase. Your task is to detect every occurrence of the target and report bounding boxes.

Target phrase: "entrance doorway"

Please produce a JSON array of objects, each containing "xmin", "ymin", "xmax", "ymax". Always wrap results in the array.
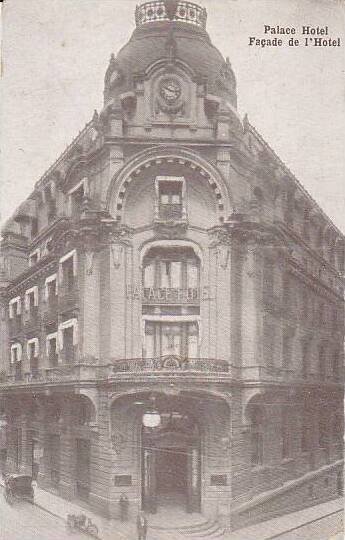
[
  {"xmin": 142, "ymin": 411, "xmax": 201, "ymax": 514},
  {"xmin": 156, "ymin": 447, "xmax": 187, "ymax": 505}
]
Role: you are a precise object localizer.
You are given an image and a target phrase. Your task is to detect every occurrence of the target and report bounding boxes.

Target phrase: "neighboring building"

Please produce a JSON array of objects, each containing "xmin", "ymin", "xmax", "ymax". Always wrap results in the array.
[{"xmin": 0, "ymin": 0, "xmax": 343, "ymax": 531}]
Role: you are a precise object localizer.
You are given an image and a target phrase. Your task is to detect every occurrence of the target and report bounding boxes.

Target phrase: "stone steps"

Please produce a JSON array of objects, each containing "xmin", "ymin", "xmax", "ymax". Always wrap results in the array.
[{"xmin": 178, "ymin": 520, "xmax": 225, "ymax": 539}]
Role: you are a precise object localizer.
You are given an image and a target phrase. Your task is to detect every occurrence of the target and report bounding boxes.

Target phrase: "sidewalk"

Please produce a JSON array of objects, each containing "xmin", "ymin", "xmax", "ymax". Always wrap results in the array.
[
  {"xmin": 1, "ymin": 477, "xmax": 343, "ymax": 539},
  {"xmin": 226, "ymin": 497, "xmax": 344, "ymax": 540}
]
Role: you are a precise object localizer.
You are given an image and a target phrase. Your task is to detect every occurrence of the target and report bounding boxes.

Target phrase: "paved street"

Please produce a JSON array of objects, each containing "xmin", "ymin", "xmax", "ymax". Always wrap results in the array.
[
  {"xmin": 267, "ymin": 511, "xmax": 343, "ymax": 540},
  {"xmin": 0, "ymin": 493, "xmax": 89, "ymax": 540}
]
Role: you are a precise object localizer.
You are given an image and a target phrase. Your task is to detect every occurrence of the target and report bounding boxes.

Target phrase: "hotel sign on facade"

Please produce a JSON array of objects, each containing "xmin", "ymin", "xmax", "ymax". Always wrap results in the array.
[{"xmin": 126, "ymin": 285, "xmax": 211, "ymax": 302}]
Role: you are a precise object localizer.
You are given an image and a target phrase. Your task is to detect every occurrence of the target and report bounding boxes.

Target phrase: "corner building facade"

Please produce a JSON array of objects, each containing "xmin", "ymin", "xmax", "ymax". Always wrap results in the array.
[{"xmin": 0, "ymin": 1, "xmax": 344, "ymax": 530}]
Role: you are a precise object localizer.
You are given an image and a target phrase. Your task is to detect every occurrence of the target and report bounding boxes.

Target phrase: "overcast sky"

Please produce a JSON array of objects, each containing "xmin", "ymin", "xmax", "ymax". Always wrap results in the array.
[{"xmin": 1, "ymin": 0, "xmax": 344, "ymax": 232}]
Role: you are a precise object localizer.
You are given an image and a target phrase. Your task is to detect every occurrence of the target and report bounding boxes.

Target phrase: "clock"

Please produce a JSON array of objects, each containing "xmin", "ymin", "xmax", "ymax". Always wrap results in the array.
[
  {"xmin": 156, "ymin": 77, "xmax": 185, "ymax": 115},
  {"xmin": 159, "ymin": 79, "xmax": 182, "ymax": 104}
]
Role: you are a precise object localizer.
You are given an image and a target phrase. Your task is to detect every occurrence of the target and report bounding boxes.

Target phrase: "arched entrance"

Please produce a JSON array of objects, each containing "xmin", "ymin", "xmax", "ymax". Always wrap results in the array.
[{"xmin": 142, "ymin": 410, "xmax": 201, "ymax": 514}]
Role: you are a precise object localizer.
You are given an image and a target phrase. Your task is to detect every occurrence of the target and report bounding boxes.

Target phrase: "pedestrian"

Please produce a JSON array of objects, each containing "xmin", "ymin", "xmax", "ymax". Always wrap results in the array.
[
  {"xmin": 137, "ymin": 510, "xmax": 148, "ymax": 540},
  {"xmin": 119, "ymin": 493, "xmax": 129, "ymax": 521}
]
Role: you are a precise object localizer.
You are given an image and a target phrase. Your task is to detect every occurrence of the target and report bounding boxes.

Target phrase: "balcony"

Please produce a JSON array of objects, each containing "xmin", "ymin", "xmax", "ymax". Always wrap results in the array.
[
  {"xmin": 158, "ymin": 203, "xmax": 183, "ymax": 221},
  {"xmin": 4, "ymin": 364, "xmax": 103, "ymax": 386},
  {"xmin": 241, "ymin": 366, "xmax": 295, "ymax": 382},
  {"xmin": 110, "ymin": 356, "xmax": 230, "ymax": 376},
  {"xmin": 142, "ymin": 287, "xmax": 200, "ymax": 305},
  {"xmin": 2, "ymin": 358, "xmax": 342, "ymax": 389}
]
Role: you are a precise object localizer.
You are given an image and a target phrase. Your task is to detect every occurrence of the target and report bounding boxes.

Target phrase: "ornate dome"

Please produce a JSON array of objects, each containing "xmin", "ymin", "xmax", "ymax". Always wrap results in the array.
[{"xmin": 104, "ymin": 0, "xmax": 237, "ymax": 107}]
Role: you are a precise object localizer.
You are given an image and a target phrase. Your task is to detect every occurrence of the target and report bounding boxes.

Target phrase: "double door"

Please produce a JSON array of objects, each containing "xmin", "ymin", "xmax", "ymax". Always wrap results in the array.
[{"xmin": 142, "ymin": 444, "xmax": 201, "ymax": 513}]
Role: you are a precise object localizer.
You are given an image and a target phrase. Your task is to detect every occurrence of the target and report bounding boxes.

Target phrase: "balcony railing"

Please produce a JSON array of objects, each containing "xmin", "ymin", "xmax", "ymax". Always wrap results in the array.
[
  {"xmin": 158, "ymin": 203, "xmax": 183, "ymax": 221},
  {"xmin": 1, "ymin": 360, "xmax": 343, "ymax": 387},
  {"xmin": 110, "ymin": 356, "xmax": 230, "ymax": 374}
]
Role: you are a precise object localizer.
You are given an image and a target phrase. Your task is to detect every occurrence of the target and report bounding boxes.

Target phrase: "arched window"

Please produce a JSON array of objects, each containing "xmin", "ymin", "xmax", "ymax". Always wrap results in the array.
[{"xmin": 74, "ymin": 396, "xmax": 95, "ymax": 426}]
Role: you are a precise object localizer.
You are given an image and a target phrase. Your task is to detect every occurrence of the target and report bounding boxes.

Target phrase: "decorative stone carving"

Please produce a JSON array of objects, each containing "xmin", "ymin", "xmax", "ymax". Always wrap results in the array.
[
  {"xmin": 110, "ymin": 244, "xmax": 123, "ymax": 269},
  {"xmin": 153, "ymin": 221, "xmax": 187, "ymax": 240}
]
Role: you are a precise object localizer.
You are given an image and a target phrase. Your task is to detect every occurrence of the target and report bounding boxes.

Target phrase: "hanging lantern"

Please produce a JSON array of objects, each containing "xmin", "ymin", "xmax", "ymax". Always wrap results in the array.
[
  {"xmin": 142, "ymin": 408, "xmax": 161, "ymax": 428},
  {"xmin": 142, "ymin": 396, "xmax": 161, "ymax": 428}
]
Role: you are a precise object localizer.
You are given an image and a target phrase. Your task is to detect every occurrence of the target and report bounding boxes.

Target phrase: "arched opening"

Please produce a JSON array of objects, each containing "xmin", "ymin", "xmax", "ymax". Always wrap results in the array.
[
  {"xmin": 141, "ymin": 407, "xmax": 201, "ymax": 514},
  {"xmin": 109, "ymin": 390, "xmax": 231, "ymax": 520}
]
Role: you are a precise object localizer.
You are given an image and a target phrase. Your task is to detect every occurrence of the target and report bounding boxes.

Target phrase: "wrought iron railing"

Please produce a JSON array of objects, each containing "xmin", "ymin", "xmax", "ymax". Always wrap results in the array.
[
  {"xmin": 158, "ymin": 203, "xmax": 183, "ymax": 221},
  {"xmin": 2, "ymin": 360, "xmax": 343, "ymax": 386},
  {"xmin": 135, "ymin": 1, "xmax": 207, "ymax": 29},
  {"xmin": 110, "ymin": 356, "xmax": 230, "ymax": 374}
]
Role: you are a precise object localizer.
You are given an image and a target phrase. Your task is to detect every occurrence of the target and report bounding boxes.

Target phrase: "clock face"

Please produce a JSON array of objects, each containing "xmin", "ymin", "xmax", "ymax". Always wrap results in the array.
[{"xmin": 159, "ymin": 79, "xmax": 182, "ymax": 104}]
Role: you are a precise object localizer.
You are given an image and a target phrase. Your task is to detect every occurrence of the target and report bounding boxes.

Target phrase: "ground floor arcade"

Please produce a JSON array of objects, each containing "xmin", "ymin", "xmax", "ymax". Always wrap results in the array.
[{"xmin": 0, "ymin": 383, "xmax": 343, "ymax": 528}]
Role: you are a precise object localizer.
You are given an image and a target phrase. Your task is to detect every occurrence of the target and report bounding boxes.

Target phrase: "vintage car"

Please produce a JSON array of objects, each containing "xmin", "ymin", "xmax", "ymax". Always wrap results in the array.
[{"xmin": 3, "ymin": 474, "xmax": 34, "ymax": 505}]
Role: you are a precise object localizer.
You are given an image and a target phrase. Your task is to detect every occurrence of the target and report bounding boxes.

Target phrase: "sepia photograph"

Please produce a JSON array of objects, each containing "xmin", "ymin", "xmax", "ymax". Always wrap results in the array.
[{"xmin": 0, "ymin": 1, "xmax": 344, "ymax": 539}]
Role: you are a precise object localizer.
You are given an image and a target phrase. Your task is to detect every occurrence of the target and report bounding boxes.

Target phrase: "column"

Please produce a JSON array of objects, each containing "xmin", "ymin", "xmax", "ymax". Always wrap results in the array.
[
  {"xmin": 59, "ymin": 399, "xmax": 75, "ymax": 499},
  {"xmin": 241, "ymin": 242, "xmax": 262, "ymax": 367}
]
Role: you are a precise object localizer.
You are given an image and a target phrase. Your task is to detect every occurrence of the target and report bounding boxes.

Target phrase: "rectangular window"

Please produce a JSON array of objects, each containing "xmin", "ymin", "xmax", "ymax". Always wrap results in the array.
[
  {"xmin": 144, "ymin": 263, "xmax": 155, "ymax": 288},
  {"xmin": 187, "ymin": 262, "xmax": 199, "ymax": 289},
  {"xmin": 76, "ymin": 439, "xmax": 90, "ymax": 501},
  {"xmin": 157, "ymin": 179, "xmax": 184, "ymax": 220},
  {"xmin": 282, "ymin": 332, "xmax": 293, "ymax": 368},
  {"xmin": 250, "ymin": 407, "xmax": 264, "ymax": 466},
  {"xmin": 47, "ymin": 334, "xmax": 58, "ymax": 366},
  {"xmin": 301, "ymin": 412, "xmax": 311, "ymax": 452},
  {"xmin": 63, "ymin": 327, "xmax": 74, "ymax": 362},
  {"xmin": 170, "ymin": 262, "xmax": 182, "ymax": 288},
  {"xmin": 27, "ymin": 292, "xmax": 35, "ymax": 314},
  {"xmin": 47, "ymin": 280, "xmax": 57, "ymax": 300},
  {"xmin": 29, "ymin": 250, "xmax": 40, "ymax": 267},
  {"xmin": 332, "ymin": 353, "xmax": 340, "ymax": 380},
  {"xmin": 31, "ymin": 219, "xmax": 38, "ymax": 239},
  {"xmin": 49, "ymin": 434, "xmax": 60, "ymax": 487},
  {"xmin": 62, "ymin": 258, "xmax": 74, "ymax": 290},
  {"xmin": 301, "ymin": 341, "xmax": 309, "ymax": 378},
  {"xmin": 70, "ymin": 184, "xmax": 85, "ymax": 217},
  {"xmin": 161, "ymin": 324, "xmax": 181, "ymax": 356},
  {"xmin": 282, "ymin": 409, "xmax": 292, "ymax": 459},
  {"xmin": 318, "ymin": 344, "xmax": 326, "ymax": 379},
  {"xmin": 144, "ymin": 321, "xmax": 199, "ymax": 358}
]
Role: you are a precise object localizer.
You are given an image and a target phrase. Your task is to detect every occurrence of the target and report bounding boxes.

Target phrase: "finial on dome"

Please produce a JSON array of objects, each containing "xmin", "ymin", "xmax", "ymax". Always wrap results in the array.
[
  {"xmin": 165, "ymin": 27, "xmax": 177, "ymax": 62},
  {"xmin": 164, "ymin": 0, "xmax": 178, "ymax": 20}
]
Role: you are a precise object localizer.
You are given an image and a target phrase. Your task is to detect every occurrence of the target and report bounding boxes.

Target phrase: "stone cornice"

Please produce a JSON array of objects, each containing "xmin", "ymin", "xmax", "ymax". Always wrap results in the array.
[{"xmin": 2, "ymin": 257, "xmax": 57, "ymax": 299}]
